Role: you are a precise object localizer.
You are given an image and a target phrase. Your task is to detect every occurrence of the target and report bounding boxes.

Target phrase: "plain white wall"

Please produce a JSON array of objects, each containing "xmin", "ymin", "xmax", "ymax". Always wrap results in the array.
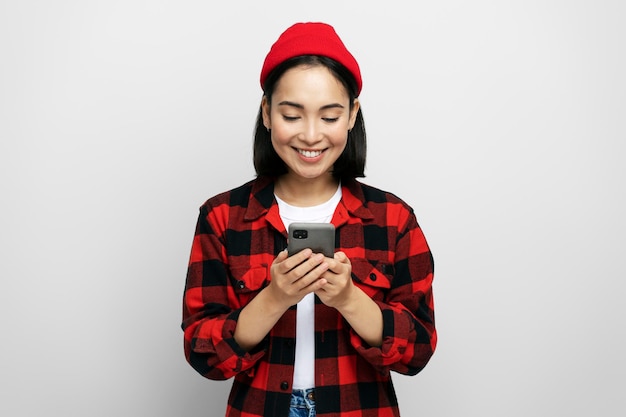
[{"xmin": 1, "ymin": 1, "xmax": 624, "ymax": 416}]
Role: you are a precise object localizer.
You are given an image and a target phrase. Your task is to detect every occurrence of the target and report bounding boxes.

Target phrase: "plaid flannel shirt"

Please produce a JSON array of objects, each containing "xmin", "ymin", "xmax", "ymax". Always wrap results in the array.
[{"xmin": 182, "ymin": 176, "xmax": 436, "ymax": 417}]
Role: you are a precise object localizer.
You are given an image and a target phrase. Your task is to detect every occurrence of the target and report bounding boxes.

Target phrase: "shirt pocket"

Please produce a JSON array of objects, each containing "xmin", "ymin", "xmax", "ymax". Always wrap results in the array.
[
  {"xmin": 229, "ymin": 264, "xmax": 269, "ymax": 305},
  {"xmin": 350, "ymin": 258, "xmax": 393, "ymax": 301}
]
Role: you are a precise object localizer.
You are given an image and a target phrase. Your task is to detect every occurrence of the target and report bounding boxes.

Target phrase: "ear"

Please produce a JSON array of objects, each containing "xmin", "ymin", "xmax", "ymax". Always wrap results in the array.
[
  {"xmin": 261, "ymin": 96, "xmax": 271, "ymax": 130},
  {"xmin": 348, "ymin": 98, "xmax": 360, "ymax": 130}
]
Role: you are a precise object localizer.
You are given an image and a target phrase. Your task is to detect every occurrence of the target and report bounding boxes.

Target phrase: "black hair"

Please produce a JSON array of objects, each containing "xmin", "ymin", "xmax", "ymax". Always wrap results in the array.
[{"xmin": 253, "ymin": 55, "xmax": 366, "ymax": 180}]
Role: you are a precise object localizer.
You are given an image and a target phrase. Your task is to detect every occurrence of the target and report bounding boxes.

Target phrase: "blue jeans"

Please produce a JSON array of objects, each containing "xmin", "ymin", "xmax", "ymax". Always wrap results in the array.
[{"xmin": 288, "ymin": 388, "xmax": 316, "ymax": 417}]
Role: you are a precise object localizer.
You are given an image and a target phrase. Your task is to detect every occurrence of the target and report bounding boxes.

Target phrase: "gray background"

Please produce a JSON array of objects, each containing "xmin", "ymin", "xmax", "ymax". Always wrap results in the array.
[{"xmin": 1, "ymin": 1, "xmax": 624, "ymax": 416}]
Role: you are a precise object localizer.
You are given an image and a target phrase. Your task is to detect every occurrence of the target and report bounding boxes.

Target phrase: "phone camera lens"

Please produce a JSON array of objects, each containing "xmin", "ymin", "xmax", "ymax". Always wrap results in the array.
[{"xmin": 293, "ymin": 230, "xmax": 308, "ymax": 239}]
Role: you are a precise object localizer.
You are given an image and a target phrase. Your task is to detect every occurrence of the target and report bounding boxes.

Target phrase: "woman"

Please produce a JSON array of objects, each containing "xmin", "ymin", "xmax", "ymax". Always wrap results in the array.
[{"xmin": 182, "ymin": 22, "xmax": 436, "ymax": 417}]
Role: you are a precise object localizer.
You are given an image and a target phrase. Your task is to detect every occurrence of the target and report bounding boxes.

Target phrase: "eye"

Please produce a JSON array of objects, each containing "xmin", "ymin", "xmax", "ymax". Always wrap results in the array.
[
  {"xmin": 282, "ymin": 115, "xmax": 300, "ymax": 121},
  {"xmin": 322, "ymin": 117, "xmax": 339, "ymax": 123}
]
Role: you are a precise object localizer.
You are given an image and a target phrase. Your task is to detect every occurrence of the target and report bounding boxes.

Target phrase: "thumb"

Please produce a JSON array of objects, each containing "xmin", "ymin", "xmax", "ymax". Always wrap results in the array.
[
  {"xmin": 274, "ymin": 249, "xmax": 289, "ymax": 264},
  {"xmin": 334, "ymin": 251, "xmax": 350, "ymax": 264}
]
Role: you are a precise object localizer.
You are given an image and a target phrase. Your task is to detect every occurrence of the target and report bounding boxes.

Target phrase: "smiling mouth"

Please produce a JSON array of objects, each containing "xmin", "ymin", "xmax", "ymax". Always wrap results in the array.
[{"xmin": 297, "ymin": 148, "xmax": 324, "ymax": 158}]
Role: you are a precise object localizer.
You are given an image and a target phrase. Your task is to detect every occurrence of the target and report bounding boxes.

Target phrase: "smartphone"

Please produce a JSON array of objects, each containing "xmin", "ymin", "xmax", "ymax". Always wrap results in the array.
[{"xmin": 287, "ymin": 222, "xmax": 335, "ymax": 258}]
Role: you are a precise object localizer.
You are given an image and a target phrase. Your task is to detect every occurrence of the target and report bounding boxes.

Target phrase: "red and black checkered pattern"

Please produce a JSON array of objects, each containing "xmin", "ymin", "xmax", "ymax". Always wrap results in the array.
[{"xmin": 182, "ymin": 176, "xmax": 436, "ymax": 416}]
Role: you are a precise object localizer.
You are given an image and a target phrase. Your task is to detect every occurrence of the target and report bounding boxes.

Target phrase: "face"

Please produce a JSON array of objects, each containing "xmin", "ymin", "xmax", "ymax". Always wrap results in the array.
[{"xmin": 262, "ymin": 65, "xmax": 359, "ymax": 183}]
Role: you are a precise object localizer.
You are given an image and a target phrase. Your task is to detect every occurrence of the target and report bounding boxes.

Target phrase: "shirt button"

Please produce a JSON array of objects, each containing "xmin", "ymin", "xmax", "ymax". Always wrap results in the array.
[
  {"xmin": 237, "ymin": 280, "xmax": 246, "ymax": 289},
  {"xmin": 369, "ymin": 273, "xmax": 377, "ymax": 281},
  {"xmin": 280, "ymin": 381, "xmax": 289, "ymax": 391}
]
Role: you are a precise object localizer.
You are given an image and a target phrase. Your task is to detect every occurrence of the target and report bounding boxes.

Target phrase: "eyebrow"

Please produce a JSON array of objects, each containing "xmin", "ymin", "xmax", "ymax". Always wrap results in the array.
[{"xmin": 277, "ymin": 101, "xmax": 345, "ymax": 111}]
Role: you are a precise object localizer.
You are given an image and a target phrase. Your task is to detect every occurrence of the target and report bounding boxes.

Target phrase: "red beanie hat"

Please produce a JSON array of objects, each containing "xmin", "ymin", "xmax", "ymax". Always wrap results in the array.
[{"xmin": 260, "ymin": 22, "xmax": 362, "ymax": 95}]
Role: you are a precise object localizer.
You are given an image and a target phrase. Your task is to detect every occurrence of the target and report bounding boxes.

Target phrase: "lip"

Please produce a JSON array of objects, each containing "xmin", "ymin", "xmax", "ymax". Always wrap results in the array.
[{"xmin": 294, "ymin": 147, "xmax": 326, "ymax": 160}]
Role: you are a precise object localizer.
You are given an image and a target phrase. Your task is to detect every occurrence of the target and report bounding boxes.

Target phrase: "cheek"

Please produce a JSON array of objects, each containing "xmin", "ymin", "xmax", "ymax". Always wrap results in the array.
[
  {"xmin": 269, "ymin": 125, "xmax": 292, "ymax": 146},
  {"xmin": 329, "ymin": 129, "xmax": 349, "ymax": 147}
]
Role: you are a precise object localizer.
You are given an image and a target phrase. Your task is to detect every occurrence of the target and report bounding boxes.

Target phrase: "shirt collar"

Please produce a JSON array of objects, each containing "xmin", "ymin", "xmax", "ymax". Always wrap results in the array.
[
  {"xmin": 339, "ymin": 179, "xmax": 375, "ymax": 221},
  {"xmin": 244, "ymin": 176, "xmax": 374, "ymax": 228}
]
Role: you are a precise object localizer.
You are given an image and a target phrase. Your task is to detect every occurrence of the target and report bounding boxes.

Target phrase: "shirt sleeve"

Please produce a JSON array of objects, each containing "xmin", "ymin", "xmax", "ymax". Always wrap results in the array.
[
  {"xmin": 181, "ymin": 205, "xmax": 267, "ymax": 380},
  {"xmin": 349, "ymin": 209, "xmax": 437, "ymax": 376}
]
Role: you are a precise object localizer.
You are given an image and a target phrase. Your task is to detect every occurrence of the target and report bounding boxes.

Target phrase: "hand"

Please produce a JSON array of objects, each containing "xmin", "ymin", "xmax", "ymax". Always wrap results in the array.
[
  {"xmin": 266, "ymin": 249, "xmax": 329, "ymax": 310},
  {"xmin": 315, "ymin": 251, "xmax": 356, "ymax": 310}
]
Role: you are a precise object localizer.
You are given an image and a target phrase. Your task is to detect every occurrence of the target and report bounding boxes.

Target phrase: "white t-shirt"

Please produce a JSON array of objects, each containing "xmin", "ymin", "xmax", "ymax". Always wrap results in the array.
[{"xmin": 275, "ymin": 185, "xmax": 342, "ymax": 389}]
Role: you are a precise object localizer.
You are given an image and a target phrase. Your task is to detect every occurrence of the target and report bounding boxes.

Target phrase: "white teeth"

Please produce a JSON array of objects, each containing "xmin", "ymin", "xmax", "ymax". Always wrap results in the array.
[{"xmin": 298, "ymin": 149, "xmax": 322, "ymax": 158}]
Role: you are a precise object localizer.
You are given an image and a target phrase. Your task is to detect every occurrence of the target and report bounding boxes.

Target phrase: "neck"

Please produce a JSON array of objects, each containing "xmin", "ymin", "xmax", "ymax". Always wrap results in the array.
[{"xmin": 274, "ymin": 174, "xmax": 339, "ymax": 207}]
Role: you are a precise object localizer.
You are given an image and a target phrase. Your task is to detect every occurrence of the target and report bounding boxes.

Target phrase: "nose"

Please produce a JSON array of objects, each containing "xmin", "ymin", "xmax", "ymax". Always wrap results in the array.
[{"xmin": 301, "ymin": 119, "xmax": 323, "ymax": 144}]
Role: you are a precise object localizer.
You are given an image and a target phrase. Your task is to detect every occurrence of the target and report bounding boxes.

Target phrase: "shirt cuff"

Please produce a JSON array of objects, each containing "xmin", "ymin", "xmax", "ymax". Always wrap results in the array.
[{"xmin": 348, "ymin": 305, "xmax": 409, "ymax": 374}]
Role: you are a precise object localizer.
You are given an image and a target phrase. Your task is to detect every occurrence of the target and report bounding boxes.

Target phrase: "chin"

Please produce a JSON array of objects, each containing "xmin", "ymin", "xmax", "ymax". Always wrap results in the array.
[{"xmin": 303, "ymin": 172, "xmax": 334, "ymax": 181}]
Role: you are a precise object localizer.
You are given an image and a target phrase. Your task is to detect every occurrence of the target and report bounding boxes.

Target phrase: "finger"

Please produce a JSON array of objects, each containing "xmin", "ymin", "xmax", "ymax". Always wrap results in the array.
[
  {"xmin": 278, "ymin": 248, "xmax": 313, "ymax": 273},
  {"xmin": 272, "ymin": 249, "xmax": 289, "ymax": 264},
  {"xmin": 292, "ymin": 253, "xmax": 326, "ymax": 279},
  {"xmin": 297, "ymin": 263, "xmax": 329, "ymax": 291},
  {"xmin": 310, "ymin": 277, "xmax": 328, "ymax": 291},
  {"xmin": 293, "ymin": 262, "xmax": 328, "ymax": 292},
  {"xmin": 334, "ymin": 251, "xmax": 350, "ymax": 264},
  {"xmin": 325, "ymin": 260, "xmax": 346, "ymax": 275},
  {"xmin": 318, "ymin": 270, "xmax": 336, "ymax": 287},
  {"xmin": 313, "ymin": 278, "xmax": 329, "ymax": 296}
]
